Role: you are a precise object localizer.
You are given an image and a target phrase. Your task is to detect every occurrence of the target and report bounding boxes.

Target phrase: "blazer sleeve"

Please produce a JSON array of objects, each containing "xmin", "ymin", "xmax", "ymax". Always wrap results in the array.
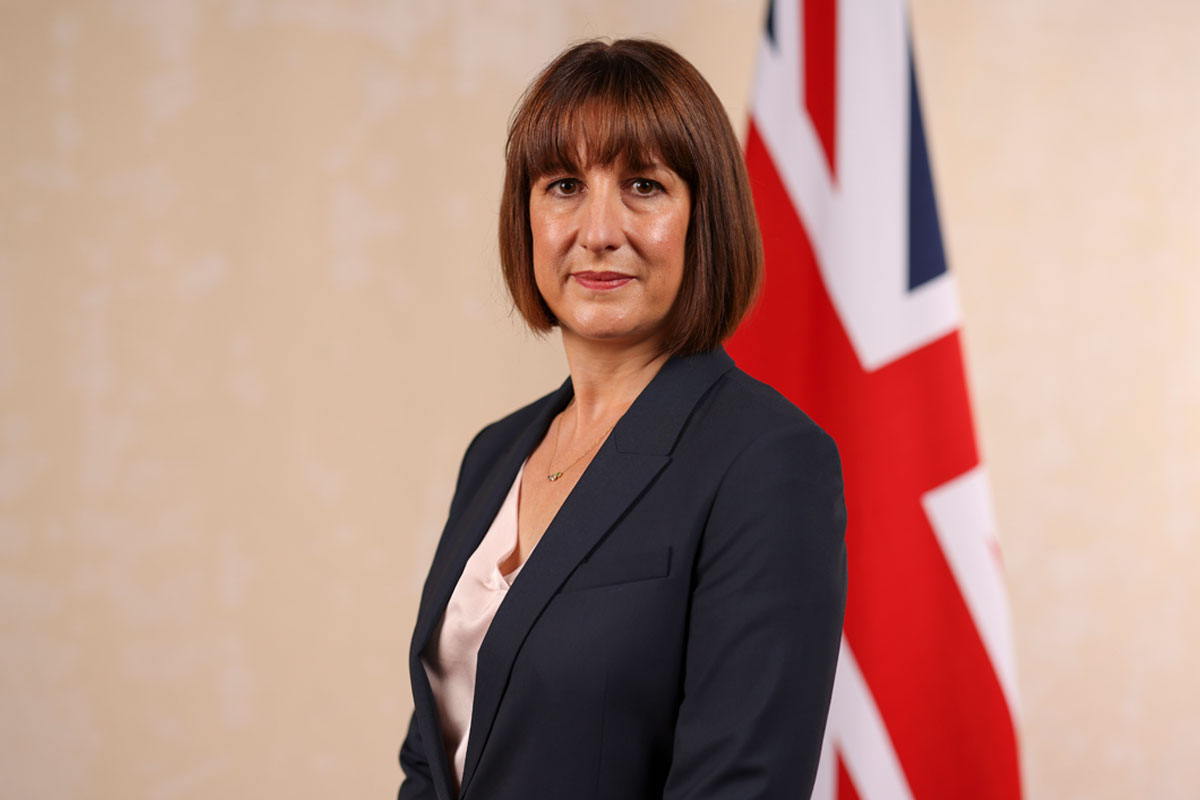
[
  {"xmin": 397, "ymin": 711, "xmax": 438, "ymax": 800},
  {"xmin": 662, "ymin": 423, "xmax": 848, "ymax": 800}
]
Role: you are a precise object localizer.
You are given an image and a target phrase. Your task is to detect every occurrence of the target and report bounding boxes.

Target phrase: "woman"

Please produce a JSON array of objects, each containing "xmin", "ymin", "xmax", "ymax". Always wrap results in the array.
[{"xmin": 398, "ymin": 38, "xmax": 846, "ymax": 800}]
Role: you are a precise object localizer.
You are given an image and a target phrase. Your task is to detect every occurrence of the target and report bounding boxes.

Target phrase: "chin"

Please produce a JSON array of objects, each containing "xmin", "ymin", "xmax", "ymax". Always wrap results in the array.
[
  {"xmin": 565, "ymin": 323, "xmax": 664, "ymax": 350},
  {"xmin": 569, "ymin": 326, "xmax": 634, "ymax": 342},
  {"xmin": 556, "ymin": 306, "xmax": 670, "ymax": 349}
]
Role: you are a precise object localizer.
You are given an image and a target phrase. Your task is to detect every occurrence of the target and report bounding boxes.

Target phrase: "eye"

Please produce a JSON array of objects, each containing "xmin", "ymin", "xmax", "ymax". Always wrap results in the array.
[
  {"xmin": 630, "ymin": 178, "xmax": 664, "ymax": 196},
  {"xmin": 549, "ymin": 178, "xmax": 581, "ymax": 196}
]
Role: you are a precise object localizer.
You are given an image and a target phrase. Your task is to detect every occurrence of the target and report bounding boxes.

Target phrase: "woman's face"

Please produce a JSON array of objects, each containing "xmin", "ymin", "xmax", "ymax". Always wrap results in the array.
[{"xmin": 529, "ymin": 157, "xmax": 690, "ymax": 352}]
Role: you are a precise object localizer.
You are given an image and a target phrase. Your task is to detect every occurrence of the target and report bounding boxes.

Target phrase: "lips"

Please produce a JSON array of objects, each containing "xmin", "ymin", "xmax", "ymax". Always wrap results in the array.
[{"xmin": 572, "ymin": 271, "xmax": 634, "ymax": 291}]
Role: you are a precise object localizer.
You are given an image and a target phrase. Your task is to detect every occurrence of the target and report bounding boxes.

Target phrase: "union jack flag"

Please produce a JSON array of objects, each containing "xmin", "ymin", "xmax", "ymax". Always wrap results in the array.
[{"xmin": 727, "ymin": 2, "xmax": 1023, "ymax": 797}]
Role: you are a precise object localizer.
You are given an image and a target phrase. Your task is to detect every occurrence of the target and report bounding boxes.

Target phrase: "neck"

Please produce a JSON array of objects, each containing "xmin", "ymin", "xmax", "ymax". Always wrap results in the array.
[{"xmin": 560, "ymin": 331, "xmax": 671, "ymax": 430}]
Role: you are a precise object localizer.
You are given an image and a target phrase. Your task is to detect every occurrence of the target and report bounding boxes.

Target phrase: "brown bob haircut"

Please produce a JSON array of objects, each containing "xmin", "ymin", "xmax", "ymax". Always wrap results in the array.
[{"xmin": 499, "ymin": 38, "xmax": 762, "ymax": 357}]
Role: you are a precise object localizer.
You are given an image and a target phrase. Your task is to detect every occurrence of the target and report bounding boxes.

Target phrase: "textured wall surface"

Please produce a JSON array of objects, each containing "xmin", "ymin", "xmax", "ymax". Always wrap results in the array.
[{"xmin": 0, "ymin": 1, "xmax": 1196, "ymax": 798}]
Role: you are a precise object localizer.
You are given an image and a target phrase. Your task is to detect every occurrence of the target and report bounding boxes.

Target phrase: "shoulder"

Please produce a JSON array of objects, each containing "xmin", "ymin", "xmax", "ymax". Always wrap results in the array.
[
  {"xmin": 693, "ymin": 368, "xmax": 847, "ymax": 576},
  {"xmin": 691, "ymin": 366, "xmax": 841, "ymax": 481}
]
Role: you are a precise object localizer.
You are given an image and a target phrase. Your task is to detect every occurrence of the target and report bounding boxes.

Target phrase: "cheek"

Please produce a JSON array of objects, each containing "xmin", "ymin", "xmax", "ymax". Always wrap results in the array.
[
  {"xmin": 529, "ymin": 217, "xmax": 548, "ymax": 260},
  {"xmin": 642, "ymin": 213, "xmax": 683, "ymax": 248},
  {"xmin": 531, "ymin": 253, "xmax": 556, "ymax": 310},
  {"xmin": 529, "ymin": 220, "xmax": 557, "ymax": 287},
  {"xmin": 530, "ymin": 249, "xmax": 570, "ymax": 327},
  {"xmin": 651, "ymin": 215, "xmax": 689, "ymax": 294},
  {"xmin": 530, "ymin": 217, "xmax": 570, "ymax": 267}
]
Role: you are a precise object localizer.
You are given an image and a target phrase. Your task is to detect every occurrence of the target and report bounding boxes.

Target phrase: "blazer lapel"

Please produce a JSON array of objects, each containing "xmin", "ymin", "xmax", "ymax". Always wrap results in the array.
[
  {"xmin": 411, "ymin": 380, "xmax": 573, "ymax": 656},
  {"xmin": 457, "ymin": 347, "xmax": 735, "ymax": 798},
  {"xmin": 409, "ymin": 378, "xmax": 573, "ymax": 800}
]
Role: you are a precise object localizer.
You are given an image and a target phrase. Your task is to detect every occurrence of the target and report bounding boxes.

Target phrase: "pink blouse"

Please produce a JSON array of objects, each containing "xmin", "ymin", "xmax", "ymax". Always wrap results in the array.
[{"xmin": 422, "ymin": 460, "xmax": 531, "ymax": 792}]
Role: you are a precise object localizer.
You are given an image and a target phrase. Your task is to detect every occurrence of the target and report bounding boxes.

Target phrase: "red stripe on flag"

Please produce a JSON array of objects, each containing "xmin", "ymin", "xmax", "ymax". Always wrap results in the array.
[
  {"xmin": 730, "ymin": 123, "xmax": 1021, "ymax": 799},
  {"xmin": 804, "ymin": 0, "xmax": 838, "ymax": 176},
  {"xmin": 837, "ymin": 751, "xmax": 861, "ymax": 800}
]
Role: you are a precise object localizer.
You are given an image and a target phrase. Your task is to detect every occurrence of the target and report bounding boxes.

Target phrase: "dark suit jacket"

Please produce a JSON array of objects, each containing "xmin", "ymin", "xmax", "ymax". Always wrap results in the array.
[{"xmin": 398, "ymin": 347, "xmax": 847, "ymax": 800}]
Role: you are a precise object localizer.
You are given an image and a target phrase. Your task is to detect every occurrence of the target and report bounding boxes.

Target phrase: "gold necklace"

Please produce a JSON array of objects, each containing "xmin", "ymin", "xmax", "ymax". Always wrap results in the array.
[{"xmin": 545, "ymin": 412, "xmax": 616, "ymax": 482}]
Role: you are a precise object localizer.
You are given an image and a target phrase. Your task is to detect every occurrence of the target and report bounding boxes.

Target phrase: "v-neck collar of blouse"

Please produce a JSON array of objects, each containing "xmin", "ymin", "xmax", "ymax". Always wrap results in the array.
[{"xmin": 492, "ymin": 458, "xmax": 528, "ymax": 589}]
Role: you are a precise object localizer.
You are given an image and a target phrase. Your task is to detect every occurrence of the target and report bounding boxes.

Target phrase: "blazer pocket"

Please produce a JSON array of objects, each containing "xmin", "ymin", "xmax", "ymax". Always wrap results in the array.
[{"xmin": 561, "ymin": 547, "xmax": 672, "ymax": 593}]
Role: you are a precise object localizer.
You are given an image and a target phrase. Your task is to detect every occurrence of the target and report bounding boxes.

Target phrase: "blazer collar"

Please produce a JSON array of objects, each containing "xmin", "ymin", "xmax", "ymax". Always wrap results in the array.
[
  {"xmin": 611, "ymin": 345, "xmax": 735, "ymax": 455},
  {"xmin": 412, "ymin": 346, "xmax": 734, "ymax": 799}
]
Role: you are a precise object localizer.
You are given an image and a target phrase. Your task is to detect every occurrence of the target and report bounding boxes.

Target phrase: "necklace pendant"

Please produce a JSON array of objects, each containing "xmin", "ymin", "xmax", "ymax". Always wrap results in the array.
[{"xmin": 547, "ymin": 472, "xmax": 563, "ymax": 482}]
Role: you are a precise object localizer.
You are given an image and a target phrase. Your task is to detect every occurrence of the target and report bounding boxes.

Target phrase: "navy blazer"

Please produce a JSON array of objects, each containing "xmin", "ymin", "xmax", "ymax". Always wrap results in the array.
[{"xmin": 398, "ymin": 347, "xmax": 847, "ymax": 800}]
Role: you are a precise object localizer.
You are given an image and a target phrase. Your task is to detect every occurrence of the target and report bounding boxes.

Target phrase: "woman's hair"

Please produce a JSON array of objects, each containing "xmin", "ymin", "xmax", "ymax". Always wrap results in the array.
[{"xmin": 499, "ymin": 38, "xmax": 762, "ymax": 356}]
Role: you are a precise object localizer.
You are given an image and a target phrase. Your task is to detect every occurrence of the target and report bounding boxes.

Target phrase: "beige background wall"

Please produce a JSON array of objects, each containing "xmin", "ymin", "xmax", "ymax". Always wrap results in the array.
[{"xmin": 0, "ymin": 1, "xmax": 1196, "ymax": 798}]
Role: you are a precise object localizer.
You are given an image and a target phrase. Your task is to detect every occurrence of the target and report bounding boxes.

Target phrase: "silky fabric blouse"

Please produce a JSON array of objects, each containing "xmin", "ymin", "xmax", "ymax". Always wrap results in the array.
[{"xmin": 422, "ymin": 460, "xmax": 531, "ymax": 793}]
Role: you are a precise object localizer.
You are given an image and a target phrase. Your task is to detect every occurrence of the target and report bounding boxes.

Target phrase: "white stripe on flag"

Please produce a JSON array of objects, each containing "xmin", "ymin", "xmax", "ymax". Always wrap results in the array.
[
  {"xmin": 922, "ymin": 466, "xmax": 1022, "ymax": 719},
  {"xmin": 813, "ymin": 638, "xmax": 915, "ymax": 800}
]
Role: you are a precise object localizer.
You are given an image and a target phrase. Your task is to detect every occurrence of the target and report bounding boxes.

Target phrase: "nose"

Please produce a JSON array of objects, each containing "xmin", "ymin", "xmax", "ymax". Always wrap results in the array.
[{"xmin": 576, "ymin": 186, "xmax": 624, "ymax": 254}]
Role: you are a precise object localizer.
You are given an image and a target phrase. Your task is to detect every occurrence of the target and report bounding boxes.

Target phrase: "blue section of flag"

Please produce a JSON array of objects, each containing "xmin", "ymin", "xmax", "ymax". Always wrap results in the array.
[{"xmin": 907, "ymin": 53, "xmax": 949, "ymax": 290}]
